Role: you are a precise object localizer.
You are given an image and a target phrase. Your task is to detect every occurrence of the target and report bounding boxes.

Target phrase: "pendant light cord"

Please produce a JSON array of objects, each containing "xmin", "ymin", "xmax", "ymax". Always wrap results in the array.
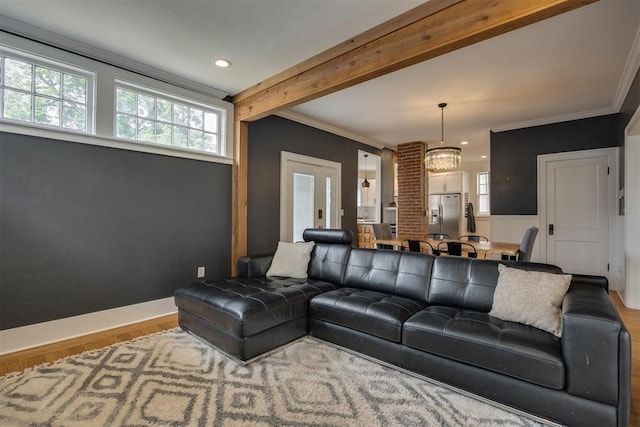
[
  {"xmin": 439, "ymin": 102, "xmax": 447, "ymax": 147},
  {"xmin": 441, "ymin": 105, "xmax": 444, "ymax": 145}
]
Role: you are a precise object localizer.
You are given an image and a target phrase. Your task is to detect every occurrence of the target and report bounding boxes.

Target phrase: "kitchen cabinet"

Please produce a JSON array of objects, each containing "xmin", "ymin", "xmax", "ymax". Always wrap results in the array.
[
  {"xmin": 357, "ymin": 223, "xmax": 375, "ymax": 248},
  {"xmin": 428, "ymin": 171, "xmax": 466, "ymax": 194}
]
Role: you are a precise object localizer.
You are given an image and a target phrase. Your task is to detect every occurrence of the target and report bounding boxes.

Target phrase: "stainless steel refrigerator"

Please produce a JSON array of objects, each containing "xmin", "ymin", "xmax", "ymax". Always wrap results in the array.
[{"xmin": 428, "ymin": 193, "xmax": 460, "ymax": 238}]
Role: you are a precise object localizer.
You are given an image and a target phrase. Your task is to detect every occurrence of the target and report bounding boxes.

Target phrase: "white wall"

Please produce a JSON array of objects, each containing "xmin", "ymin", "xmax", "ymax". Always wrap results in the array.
[
  {"xmin": 460, "ymin": 160, "xmax": 491, "ymax": 236},
  {"xmin": 624, "ymin": 124, "xmax": 640, "ymax": 308},
  {"xmin": 474, "ymin": 216, "xmax": 491, "ymax": 239},
  {"xmin": 490, "ymin": 215, "xmax": 539, "ymax": 261}
]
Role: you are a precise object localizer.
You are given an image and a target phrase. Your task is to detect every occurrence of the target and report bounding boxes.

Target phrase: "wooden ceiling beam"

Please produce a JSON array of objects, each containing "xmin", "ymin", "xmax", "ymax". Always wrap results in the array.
[
  {"xmin": 232, "ymin": 0, "xmax": 462, "ymax": 105},
  {"xmin": 232, "ymin": 0, "xmax": 597, "ymax": 121}
]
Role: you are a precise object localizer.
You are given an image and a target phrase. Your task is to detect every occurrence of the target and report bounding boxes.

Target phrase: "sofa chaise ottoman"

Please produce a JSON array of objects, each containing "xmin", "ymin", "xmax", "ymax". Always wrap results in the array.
[{"xmin": 173, "ymin": 229, "xmax": 352, "ymax": 360}]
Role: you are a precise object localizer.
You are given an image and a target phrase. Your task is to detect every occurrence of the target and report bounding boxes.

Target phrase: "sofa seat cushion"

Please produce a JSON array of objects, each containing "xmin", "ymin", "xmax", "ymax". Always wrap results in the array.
[
  {"xmin": 310, "ymin": 288, "xmax": 427, "ymax": 342},
  {"xmin": 402, "ymin": 306, "xmax": 564, "ymax": 389},
  {"xmin": 174, "ymin": 277, "xmax": 340, "ymax": 337}
]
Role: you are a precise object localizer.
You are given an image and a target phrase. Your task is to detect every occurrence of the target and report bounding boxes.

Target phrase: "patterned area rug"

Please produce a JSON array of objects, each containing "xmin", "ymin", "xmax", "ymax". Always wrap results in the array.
[{"xmin": 0, "ymin": 329, "xmax": 552, "ymax": 426}]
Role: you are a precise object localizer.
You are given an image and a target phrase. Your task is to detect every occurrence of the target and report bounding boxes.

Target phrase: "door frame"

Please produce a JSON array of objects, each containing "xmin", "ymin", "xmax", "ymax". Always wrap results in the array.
[
  {"xmin": 537, "ymin": 147, "xmax": 620, "ymax": 280},
  {"xmin": 280, "ymin": 151, "xmax": 342, "ymax": 241},
  {"xmin": 358, "ymin": 150, "xmax": 382, "ymax": 222},
  {"xmin": 623, "ymin": 105, "xmax": 640, "ymax": 308}
]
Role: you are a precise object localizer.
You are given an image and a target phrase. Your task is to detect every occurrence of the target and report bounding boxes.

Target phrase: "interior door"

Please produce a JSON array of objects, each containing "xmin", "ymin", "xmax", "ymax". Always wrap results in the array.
[
  {"xmin": 281, "ymin": 152, "xmax": 341, "ymax": 242},
  {"xmin": 545, "ymin": 155, "xmax": 609, "ymax": 275}
]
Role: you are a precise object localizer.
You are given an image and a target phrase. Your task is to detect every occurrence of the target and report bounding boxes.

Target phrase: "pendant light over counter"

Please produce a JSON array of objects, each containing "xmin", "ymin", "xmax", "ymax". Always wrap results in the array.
[
  {"xmin": 425, "ymin": 102, "xmax": 461, "ymax": 172},
  {"xmin": 361, "ymin": 154, "xmax": 370, "ymax": 188}
]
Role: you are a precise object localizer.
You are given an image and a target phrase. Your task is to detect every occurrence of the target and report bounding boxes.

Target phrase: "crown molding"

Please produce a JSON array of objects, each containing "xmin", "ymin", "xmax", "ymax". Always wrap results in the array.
[
  {"xmin": 0, "ymin": 16, "xmax": 229, "ymax": 100},
  {"xmin": 491, "ymin": 106, "xmax": 617, "ymax": 133},
  {"xmin": 614, "ymin": 24, "xmax": 640, "ymax": 111},
  {"xmin": 275, "ymin": 110, "xmax": 386, "ymax": 149},
  {"xmin": 494, "ymin": 24, "xmax": 640, "ymax": 134}
]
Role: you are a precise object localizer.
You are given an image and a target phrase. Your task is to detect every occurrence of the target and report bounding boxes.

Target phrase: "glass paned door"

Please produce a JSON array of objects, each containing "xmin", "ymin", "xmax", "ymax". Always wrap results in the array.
[
  {"xmin": 293, "ymin": 173, "xmax": 315, "ymax": 242},
  {"xmin": 325, "ymin": 176, "xmax": 332, "ymax": 230},
  {"xmin": 281, "ymin": 152, "xmax": 341, "ymax": 242}
]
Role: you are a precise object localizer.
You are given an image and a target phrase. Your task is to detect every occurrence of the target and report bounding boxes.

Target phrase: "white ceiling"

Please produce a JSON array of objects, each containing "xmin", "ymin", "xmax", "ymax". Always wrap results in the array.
[{"xmin": 1, "ymin": 0, "xmax": 639, "ymax": 164}]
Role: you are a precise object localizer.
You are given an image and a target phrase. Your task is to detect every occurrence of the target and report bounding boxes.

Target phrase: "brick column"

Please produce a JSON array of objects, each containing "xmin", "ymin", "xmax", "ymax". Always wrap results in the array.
[{"xmin": 397, "ymin": 141, "xmax": 427, "ymax": 239}]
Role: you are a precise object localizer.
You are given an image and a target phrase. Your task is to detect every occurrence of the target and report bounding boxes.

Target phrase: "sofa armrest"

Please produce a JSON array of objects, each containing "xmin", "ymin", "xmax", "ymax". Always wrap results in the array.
[
  {"xmin": 617, "ymin": 323, "xmax": 631, "ymax": 427},
  {"xmin": 561, "ymin": 282, "xmax": 627, "ymax": 407},
  {"xmin": 569, "ymin": 273, "xmax": 609, "ymax": 291},
  {"xmin": 237, "ymin": 254, "xmax": 273, "ymax": 278}
]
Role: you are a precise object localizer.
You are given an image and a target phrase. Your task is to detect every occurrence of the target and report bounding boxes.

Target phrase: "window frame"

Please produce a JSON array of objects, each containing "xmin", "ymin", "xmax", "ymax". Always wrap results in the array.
[
  {"xmin": 477, "ymin": 171, "xmax": 490, "ymax": 215},
  {"xmin": 113, "ymin": 81, "xmax": 226, "ymax": 157},
  {"xmin": 0, "ymin": 47, "xmax": 96, "ymax": 134}
]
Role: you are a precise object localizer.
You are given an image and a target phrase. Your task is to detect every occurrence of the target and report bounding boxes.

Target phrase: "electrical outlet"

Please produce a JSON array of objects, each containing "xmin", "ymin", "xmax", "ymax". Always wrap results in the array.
[{"xmin": 197, "ymin": 266, "xmax": 205, "ymax": 278}]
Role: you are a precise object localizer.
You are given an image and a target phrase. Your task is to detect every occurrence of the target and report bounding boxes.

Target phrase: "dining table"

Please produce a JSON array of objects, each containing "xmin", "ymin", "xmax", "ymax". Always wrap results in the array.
[{"xmin": 373, "ymin": 237, "xmax": 521, "ymax": 259}]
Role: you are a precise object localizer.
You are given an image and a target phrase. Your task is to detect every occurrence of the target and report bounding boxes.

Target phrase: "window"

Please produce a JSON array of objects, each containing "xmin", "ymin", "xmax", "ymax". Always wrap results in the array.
[
  {"xmin": 1, "ymin": 35, "xmax": 230, "ymax": 163},
  {"xmin": 115, "ymin": 83, "xmax": 223, "ymax": 156},
  {"xmin": 477, "ymin": 172, "xmax": 490, "ymax": 214},
  {"xmin": 0, "ymin": 52, "xmax": 93, "ymax": 132}
]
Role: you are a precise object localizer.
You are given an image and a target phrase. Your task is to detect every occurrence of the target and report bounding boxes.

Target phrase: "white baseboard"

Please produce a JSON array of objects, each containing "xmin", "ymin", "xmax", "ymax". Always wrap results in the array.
[{"xmin": 0, "ymin": 297, "xmax": 178, "ymax": 355}]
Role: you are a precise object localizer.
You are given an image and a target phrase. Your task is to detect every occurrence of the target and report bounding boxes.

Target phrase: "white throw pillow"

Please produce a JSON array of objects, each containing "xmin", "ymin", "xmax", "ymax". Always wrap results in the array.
[
  {"xmin": 266, "ymin": 241, "xmax": 315, "ymax": 279},
  {"xmin": 489, "ymin": 264, "xmax": 572, "ymax": 337}
]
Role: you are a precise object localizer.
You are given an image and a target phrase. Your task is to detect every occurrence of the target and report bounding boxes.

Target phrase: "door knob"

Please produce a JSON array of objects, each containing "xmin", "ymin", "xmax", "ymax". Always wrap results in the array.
[
  {"xmin": 549, "ymin": 224, "xmax": 554, "ymax": 235},
  {"xmin": 318, "ymin": 209, "xmax": 323, "ymax": 220}
]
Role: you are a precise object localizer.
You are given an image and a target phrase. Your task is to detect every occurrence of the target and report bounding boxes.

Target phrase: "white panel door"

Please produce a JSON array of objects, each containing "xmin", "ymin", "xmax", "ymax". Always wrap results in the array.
[
  {"xmin": 281, "ymin": 152, "xmax": 341, "ymax": 242},
  {"xmin": 545, "ymin": 156, "xmax": 609, "ymax": 275}
]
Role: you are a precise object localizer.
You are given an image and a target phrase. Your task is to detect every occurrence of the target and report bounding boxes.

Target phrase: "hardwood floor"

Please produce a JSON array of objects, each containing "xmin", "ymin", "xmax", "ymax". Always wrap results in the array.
[
  {"xmin": 610, "ymin": 292, "xmax": 640, "ymax": 427},
  {"xmin": 1, "ymin": 294, "xmax": 638, "ymax": 425},
  {"xmin": 0, "ymin": 314, "xmax": 178, "ymax": 376}
]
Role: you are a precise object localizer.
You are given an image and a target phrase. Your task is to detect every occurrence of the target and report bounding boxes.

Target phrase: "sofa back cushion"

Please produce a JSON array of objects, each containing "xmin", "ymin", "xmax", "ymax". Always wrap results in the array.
[
  {"xmin": 304, "ymin": 228, "xmax": 354, "ymax": 285},
  {"xmin": 303, "ymin": 228, "xmax": 353, "ymax": 245},
  {"xmin": 343, "ymin": 248, "xmax": 434, "ymax": 302},
  {"xmin": 308, "ymin": 243, "xmax": 352, "ymax": 285},
  {"xmin": 427, "ymin": 257, "xmax": 564, "ymax": 312}
]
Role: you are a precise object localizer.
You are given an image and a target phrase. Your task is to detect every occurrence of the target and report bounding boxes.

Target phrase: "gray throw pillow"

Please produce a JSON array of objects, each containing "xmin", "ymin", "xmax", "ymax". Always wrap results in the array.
[
  {"xmin": 490, "ymin": 264, "xmax": 571, "ymax": 337},
  {"xmin": 266, "ymin": 241, "xmax": 315, "ymax": 279}
]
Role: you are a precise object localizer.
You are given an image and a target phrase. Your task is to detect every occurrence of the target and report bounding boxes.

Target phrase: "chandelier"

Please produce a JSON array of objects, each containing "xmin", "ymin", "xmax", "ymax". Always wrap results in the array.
[{"xmin": 425, "ymin": 102, "xmax": 461, "ymax": 172}]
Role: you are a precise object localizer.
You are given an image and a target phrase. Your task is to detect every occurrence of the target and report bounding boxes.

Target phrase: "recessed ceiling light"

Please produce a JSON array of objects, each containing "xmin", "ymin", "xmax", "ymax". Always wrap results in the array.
[
  {"xmin": 481, "ymin": 155, "xmax": 488, "ymax": 159},
  {"xmin": 214, "ymin": 58, "xmax": 231, "ymax": 68},
  {"xmin": 460, "ymin": 141, "xmax": 469, "ymax": 145}
]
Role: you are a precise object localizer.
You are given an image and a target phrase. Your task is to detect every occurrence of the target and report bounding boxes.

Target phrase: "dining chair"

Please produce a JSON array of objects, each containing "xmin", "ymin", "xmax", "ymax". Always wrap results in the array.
[
  {"xmin": 372, "ymin": 223, "xmax": 394, "ymax": 249},
  {"xmin": 425, "ymin": 233, "xmax": 450, "ymax": 240},
  {"xmin": 458, "ymin": 234, "xmax": 489, "ymax": 242},
  {"xmin": 406, "ymin": 239, "xmax": 439, "ymax": 255},
  {"xmin": 438, "ymin": 241, "xmax": 477, "ymax": 258},
  {"xmin": 517, "ymin": 226, "xmax": 539, "ymax": 262}
]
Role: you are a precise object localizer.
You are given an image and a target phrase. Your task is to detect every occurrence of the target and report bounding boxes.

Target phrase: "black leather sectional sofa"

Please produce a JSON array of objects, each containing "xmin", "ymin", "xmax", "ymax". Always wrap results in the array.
[{"xmin": 174, "ymin": 229, "xmax": 631, "ymax": 427}]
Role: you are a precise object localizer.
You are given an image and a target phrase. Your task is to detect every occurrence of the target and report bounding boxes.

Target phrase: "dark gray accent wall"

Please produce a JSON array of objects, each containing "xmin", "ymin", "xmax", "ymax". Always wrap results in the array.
[
  {"xmin": 0, "ymin": 132, "xmax": 231, "ymax": 329},
  {"xmin": 247, "ymin": 115, "xmax": 381, "ymax": 255},
  {"xmin": 620, "ymin": 66, "xmax": 640, "ymax": 132},
  {"xmin": 490, "ymin": 114, "xmax": 619, "ymax": 215}
]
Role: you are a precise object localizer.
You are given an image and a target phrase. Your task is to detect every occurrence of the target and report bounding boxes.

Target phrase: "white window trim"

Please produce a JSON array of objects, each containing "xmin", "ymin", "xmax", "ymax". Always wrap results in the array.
[
  {"xmin": 0, "ymin": 121, "xmax": 232, "ymax": 164},
  {"xmin": 0, "ymin": 31, "xmax": 233, "ymax": 164},
  {"xmin": 0, "ymin": 46, "xmax": 97, "ymax": 134},
  {"xmin": 477, "ymin": 171, "xmax": 490, "ymax": 216},
  {"xmin": 113, "ymin": 80, "xmax": 227, "ymax": 157}
]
